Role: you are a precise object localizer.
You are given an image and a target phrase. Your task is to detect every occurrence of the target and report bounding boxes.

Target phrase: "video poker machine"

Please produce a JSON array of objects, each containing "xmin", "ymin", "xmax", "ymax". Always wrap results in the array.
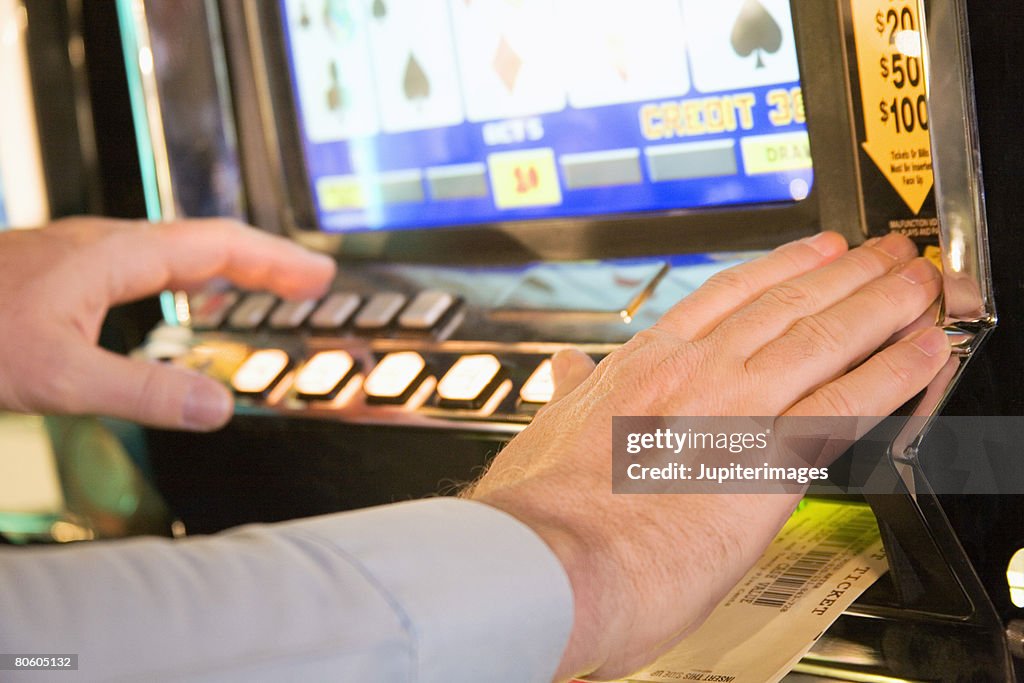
[{"xmin": 115, "ymin": 0, "xmax": 1024, "ymax": 679}]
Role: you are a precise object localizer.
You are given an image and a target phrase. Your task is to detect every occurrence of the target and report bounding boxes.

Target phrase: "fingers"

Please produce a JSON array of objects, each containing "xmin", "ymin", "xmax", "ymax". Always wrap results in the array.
[
  {"xmin": 87, "ymin": 219, "xmax": 336, "ymax": 305},
  {"xmin": 745, "ymin": 257, "xmax": 942, "ymax": 403},
  {"xmin": 57, "ymin": 348, "xmax": 234, "ymax": 431},
  {"xmin": 549, "ymin": 349, "xmax": 596, "ymax": 404},
  {"xmin": 653, "ymin": 232, "xmax": 847, "ymax": 341},
  {"xmin": 886, "ymin": 299, "xmax": 942, "ymax": 346},
  {"xmin": 710, "ymin": 233, "xmax": 917, "ymax": 355},
  {"xmin": 785, "ymin": 326, "xmax": 951, "ymax": 417}
]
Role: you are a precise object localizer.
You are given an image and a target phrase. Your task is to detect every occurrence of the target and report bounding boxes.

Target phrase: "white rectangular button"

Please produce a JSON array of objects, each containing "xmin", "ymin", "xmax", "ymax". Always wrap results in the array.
[
  {"xmin": 189, "ymin": 290, "xmax": 239, "ymax": 329},
  {"xmin": 295, "ymin": 351, "xmax": 355, "ymax": 399},
  {"xmin": 231, "ymin": 349, "xmax": 290, "ymax": 395},
  {"xmin": 309, "ymin": 293, "xmax": 362, "ymax": 329},
  {"xmin": 398, "ymin": 291, "xmax": 456, "ymax": 330},
  {"xmin": 354, "ymin": 292, "xmax": 407, "ymax": 330},
  {"xmin": 364, "ymin": 352, "xmax": 427, "ymax": 403},
  {"xmin": 228, "ymin": 293, "xmax": 278, "ymax": 329},
  {"xmin": 269, "ymin": 299, "xmax": 318, "ymax": 330},
  {"xmin": 519, "ymin": 359, "xmax": 555, "ymax": 404},
  {"xmin": 437, "ymin": 354, "xmax": 502, "ymax": 405}
]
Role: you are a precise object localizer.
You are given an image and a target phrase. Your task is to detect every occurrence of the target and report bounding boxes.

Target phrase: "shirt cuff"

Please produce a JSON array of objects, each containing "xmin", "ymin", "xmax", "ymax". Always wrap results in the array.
[{"xmin": 282, "ymin": 497, "xmax": 574, "ymax": 683}]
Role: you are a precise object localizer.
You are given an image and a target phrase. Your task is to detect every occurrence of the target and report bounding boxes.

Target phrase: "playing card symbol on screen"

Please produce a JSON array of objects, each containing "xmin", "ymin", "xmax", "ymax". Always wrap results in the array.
[
  {"xmin": 326, "ymin": 61, "xmax": 346, "ymax": 111},
  {"xmin": 372, "ymin": 0, "xmax": 386, "ymax": 19},
  {"xmin": 493, "ymin": 36, "xmax": 523, "ymax": 93},
  {"xmin": 403, "ymin": 54, "xmax": 431, "ymax": 101},
  {"xmin": 730, "ymin": 0, "xmax": 782, "ymax": 69}
]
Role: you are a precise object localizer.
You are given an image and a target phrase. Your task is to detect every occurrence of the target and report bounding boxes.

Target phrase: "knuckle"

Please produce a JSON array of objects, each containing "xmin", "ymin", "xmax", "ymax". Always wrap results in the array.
[
  {"xmin": 865, "ymin": 280, "xmax": 909, "ymax": 312},
  {"xmin": 874, "ymin": 350, "xmax": 915, "ymax": 389},
  {"xmin": 815, "ymin": 383, "xmax": 860, "ymax": 416},
  {"xmin": 846, "ymin": 248, "xmax": 888, "ymax": 278},
  {"xmin": 628, "ymin": 326, "xmax": 681, "ymax": 353},
  {"xmin": 761, "ymin": 282, "xmax": 815, "ymax": 311},
  {"xmin": 704, "ymin": 268, "xmax": 756, "ymax": 298},
  {"xmin": 775, "ymin": 241, "xmax": 815, "ymax": 270},
  {"xmin": 788, "ymin": 314, "xmax": 845, "ymax": 357}
]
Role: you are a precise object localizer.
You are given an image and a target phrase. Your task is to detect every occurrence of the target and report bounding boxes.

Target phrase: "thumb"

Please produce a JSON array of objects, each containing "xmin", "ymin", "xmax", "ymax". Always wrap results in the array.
[
  {"xmin": 62, "ymin": 348, "xmax": 234, "ymax": 431},
  {"xmin": 549, "ymin": 348, "xmax": 596, "ymax": 404}
]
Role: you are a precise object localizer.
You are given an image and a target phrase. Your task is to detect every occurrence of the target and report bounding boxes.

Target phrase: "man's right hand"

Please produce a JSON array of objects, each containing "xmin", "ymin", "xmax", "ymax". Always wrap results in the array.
[{"xmin": 468, "ymin": 232, "xmax": 948, "ymax": 681}]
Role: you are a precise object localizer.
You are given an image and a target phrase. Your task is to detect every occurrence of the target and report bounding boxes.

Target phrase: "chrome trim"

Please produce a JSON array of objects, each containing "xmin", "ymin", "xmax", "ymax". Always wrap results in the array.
[
  {"xmin": 881, "ymin": 0, "xmax": 998, "ymax": 464},
  {"xmin": 122, "ymin": 0, "xmax": 176, "ymax": 219},
  {"xmin": 921, "ymin": 0, "xmax": 995, "ymax": 327}
]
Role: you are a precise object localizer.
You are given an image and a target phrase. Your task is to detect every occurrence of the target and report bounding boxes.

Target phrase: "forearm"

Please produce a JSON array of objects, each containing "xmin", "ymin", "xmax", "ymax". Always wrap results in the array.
[{"xmin": 0, "ymin": 499, "xmax": 573, "ymax": 682}]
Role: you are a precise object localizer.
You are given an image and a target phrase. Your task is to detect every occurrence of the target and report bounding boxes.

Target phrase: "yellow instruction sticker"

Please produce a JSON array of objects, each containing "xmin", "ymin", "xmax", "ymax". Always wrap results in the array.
[{"xmin": 851, "ymin": 0, "xmax": 934, "ymax": 214}]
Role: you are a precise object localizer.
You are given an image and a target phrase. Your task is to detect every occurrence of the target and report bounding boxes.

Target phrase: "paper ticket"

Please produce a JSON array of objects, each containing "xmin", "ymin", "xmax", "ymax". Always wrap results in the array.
[{"xmin": 624, "ymin": 499, "xmax": 887, "ymax": 683}]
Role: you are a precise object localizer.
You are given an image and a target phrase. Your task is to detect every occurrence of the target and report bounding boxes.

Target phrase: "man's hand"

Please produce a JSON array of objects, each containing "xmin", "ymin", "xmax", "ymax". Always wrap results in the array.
[
  {"xmin": 468, "ymin": 232, "xmax": 949, "ymax": 681},
  {"xmin": 0, "ymin": 217, "xmax": 335, "ymax": 431}
]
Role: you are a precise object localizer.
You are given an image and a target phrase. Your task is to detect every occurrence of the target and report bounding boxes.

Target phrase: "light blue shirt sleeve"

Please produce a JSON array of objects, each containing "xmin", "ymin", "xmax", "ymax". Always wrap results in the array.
[{"xmin": 0, "ymin": 498, "xmax": 574, "ymax": 682}]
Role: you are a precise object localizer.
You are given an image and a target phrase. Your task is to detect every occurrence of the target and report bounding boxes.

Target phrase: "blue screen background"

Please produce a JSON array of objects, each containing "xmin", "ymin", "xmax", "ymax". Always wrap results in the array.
[{"xmin": 280, "ymin": 0, "xmax": 814, "ymax": 234}]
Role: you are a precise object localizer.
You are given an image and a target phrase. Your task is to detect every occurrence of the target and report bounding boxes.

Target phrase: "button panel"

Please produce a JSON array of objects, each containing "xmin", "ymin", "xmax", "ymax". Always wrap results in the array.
[
  {"xmin": 228, "ymin": 293, "xmax": 278, "ymax": 330},
  {"xmin": 269, "ymin": 299, "xmax": 318, "ymax": 330},
  {"xmin": 294, "ymin": 351, "xmax": 357, "ymax": 400},
  {"xmin": 364, "ymin": 352, "xmax": 429, "ymax": 404},
  {"xmin": 519, "ymin": 359, "xmax": 555, "ymax": 405},
  {"xmin": 436, "ymin": 354, "xmax": 504, "ymax": 408},
  {"xmin": 189, "ymin": 290, "xmax": 239, "ymax": 329},
  {"xmin": 354, "ymin": 292, "xmax": 407, "ymax": 330},
  {"xmin": 309, "ymin": 292, "xmax": 362, "ymax": 330},
  {"xmin": 398, "ymin": 290, "xmax": 456, "ymax": 330},
  {"xmin": 231, "ymin": 349, "xmax": 291, "ymax": 396},
  {"xmin": 177, "ymin": 283, "xmax": 604, "ymax": 425}
]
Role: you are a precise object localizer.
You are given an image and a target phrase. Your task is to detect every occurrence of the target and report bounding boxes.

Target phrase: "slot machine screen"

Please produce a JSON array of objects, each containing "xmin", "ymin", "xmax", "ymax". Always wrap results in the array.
[{"xmin": 278, "ymin": 0, "xmax": 814, "ymax": 234}]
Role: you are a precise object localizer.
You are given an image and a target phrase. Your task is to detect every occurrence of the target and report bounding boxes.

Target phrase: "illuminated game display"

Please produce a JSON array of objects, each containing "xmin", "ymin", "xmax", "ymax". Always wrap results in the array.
[{"xmin": 280, "ymin": 0, "xmax": 813, "ymax": 233}]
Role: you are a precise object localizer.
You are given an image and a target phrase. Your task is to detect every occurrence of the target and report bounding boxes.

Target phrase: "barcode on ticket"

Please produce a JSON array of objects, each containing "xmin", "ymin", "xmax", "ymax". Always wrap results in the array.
[{"xmin": 749, "ymin": 508, "xmax": 878, "ymax": 610}]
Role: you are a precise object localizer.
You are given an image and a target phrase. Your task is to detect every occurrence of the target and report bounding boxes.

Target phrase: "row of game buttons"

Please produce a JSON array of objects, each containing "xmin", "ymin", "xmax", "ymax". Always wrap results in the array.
[
  {"xmin": 188, "ymin": 289, "xmax": 460, "ymax": 334},
  {"xmin": 230, "ymin": 349, "xmax": 555, "ymax": 411}
]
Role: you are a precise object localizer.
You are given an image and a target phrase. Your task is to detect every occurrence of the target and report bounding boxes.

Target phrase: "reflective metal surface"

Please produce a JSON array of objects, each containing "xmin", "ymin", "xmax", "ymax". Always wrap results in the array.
[{"xmin": 921, "ymin": 0, "xmax": 994, "ymax": 327}]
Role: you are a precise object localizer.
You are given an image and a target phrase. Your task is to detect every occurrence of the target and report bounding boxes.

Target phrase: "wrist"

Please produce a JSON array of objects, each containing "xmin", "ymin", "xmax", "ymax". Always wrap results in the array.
[{"xmin": 475, "ymin": 484, "xmax": 624, "ymax": 681}]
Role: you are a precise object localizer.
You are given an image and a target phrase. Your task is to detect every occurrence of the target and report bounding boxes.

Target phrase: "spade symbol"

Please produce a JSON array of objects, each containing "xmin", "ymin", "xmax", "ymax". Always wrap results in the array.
[
  {"xmin": 730, "ymin": 0, "xmax": 782, "ymax": 69},
  {"xmin": 403, "ymin": 54, "xmax": 431, "ymax": 102},
  {"xmin": 372, "ymin": 0, "xmax": 386, "ymax": 19}
]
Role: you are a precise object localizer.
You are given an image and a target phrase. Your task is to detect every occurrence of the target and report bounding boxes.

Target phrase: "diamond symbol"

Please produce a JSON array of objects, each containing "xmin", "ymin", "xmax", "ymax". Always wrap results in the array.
[{"xmin": 493, "ymin": 35, "xmax": 522, "ymax": 94}]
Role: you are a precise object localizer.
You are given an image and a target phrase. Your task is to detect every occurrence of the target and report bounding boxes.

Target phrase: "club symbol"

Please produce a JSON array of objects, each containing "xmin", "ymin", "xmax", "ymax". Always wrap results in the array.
[
  {"xmin": 730, "ymin": 0, "xmax": 782, "ymax": 69},
  {"xmin": 326, "ymin": 61, "xmax": 346, "ymax": 112},
  {"xmin": 372, "ymin": 0, "xmax": 386, "ymax": 19}
]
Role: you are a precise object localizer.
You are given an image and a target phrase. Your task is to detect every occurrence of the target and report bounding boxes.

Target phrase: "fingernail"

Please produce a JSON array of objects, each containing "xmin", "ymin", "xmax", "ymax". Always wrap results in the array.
[
  {"xmin": 907, "ymin": 327, "xmax": 949, "ymax": 357},
  {"xmin": 800, "ymin": 232, "xmax": 843, "ymax": 257},
  {"xmin": 871, "ymin": 233, "xmax": 913, "ymax": 260},
  {"xmin": 895, "ymin": 258, "xmax": 940, "ymax": 285},
  {"xmin": 183, "ymin": 379, "xmax": 233, "ymax": 431}
]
